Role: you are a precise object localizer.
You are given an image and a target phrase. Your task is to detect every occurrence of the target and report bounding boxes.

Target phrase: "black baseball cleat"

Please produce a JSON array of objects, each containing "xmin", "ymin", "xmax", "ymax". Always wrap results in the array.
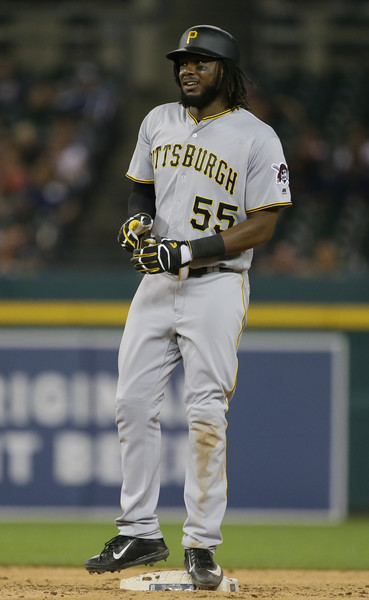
[
  {"xmin": 85, "ymin": 535, "xmax": 169, "ymax": 574},
  {"xmin": 184, "ymin": 548, "xmax": 223, "ymax": 589}
]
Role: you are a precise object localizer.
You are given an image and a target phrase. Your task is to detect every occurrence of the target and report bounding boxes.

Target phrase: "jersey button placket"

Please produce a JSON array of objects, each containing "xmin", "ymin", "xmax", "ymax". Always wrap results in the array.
[
  {"xmin": 170, "ymin": 169, "xmax": 186, "ymax": 235},
  {"xmin": 170, "ymin": 127, "xmax": 201, "ymax": 236}
]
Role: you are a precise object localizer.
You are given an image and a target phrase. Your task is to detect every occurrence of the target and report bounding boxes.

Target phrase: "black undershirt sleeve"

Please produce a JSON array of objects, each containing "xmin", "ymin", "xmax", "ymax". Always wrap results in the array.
[{"xmin": 128, "ymin": 181, "xmax": 156, "ymax": 218}]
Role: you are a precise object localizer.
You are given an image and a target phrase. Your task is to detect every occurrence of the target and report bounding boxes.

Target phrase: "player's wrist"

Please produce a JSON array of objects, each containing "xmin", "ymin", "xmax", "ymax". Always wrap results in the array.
[
  {"xmin": 188, "ymin": 234, "xmax": 226, "ymax": 260},
  {"xmin": 180, "ymin": 243, "xmax": 192, "ymax": 264}
]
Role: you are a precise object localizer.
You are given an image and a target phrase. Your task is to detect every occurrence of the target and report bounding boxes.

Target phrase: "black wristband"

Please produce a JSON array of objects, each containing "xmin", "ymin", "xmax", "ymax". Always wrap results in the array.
[{"xmin": 189, "ymin": 234, "xmax": 226, "ymax": 260}]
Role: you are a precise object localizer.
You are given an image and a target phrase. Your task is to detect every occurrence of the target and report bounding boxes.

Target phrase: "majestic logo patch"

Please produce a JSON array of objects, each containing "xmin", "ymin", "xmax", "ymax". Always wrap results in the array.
[{"xmin": 272, "ymin": 163, "xmax": 289, "ymax": 185}]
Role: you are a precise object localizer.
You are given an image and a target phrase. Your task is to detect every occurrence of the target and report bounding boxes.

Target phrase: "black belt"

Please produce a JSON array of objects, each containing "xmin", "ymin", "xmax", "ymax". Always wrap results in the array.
[{"xmin": 188, "ymin": 266, "xmax": 235, "ymax": 278}]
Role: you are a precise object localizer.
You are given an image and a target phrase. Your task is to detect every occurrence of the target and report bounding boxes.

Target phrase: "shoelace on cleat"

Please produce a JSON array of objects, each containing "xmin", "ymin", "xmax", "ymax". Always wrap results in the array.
[
  {"xmin": 100, "ymin": 535, "xmax": 125, "ymax": 556},
  {"xmin": 188, "ymin": 549, "xmax": 215, "ymax": 568}
]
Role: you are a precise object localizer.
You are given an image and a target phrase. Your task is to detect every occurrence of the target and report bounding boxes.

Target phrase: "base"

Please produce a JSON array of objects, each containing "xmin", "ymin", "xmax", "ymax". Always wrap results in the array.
[{"xmin": 120, "ymin": 569, "xmax": 239, "ymax": 592}]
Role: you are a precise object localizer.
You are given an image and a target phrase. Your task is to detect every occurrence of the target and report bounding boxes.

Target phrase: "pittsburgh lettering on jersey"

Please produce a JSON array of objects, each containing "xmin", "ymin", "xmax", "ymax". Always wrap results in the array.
[{"xmin": 151, "ymin": 143, "xmax": 238, "ymax": 195}]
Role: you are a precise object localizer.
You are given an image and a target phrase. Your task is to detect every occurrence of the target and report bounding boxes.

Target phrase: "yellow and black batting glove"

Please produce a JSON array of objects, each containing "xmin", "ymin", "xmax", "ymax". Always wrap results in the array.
[
  {"xmin": 117, "ymin": 213, "xmax": 153, "ymax": 253},
  {"xmin": 131, "ymin": 238, "xmax": 192, "ymax": 278}
]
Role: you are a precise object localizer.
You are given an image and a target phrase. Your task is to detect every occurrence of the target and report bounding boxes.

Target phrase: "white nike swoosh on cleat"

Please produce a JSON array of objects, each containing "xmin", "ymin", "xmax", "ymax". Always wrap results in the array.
[
  {"xmin": 113, "ymin": 540, "xmax": 135, "ymax": 560},
  {"xmin": 209, "ymin": 565, "xmax": 222, "ymax": 576}
]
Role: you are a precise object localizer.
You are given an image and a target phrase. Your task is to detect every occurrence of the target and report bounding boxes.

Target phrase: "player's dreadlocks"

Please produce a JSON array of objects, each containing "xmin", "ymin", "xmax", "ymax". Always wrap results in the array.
[{"xmin": 218, "ymin": 59, "xmax": 251, "ymax": 111}]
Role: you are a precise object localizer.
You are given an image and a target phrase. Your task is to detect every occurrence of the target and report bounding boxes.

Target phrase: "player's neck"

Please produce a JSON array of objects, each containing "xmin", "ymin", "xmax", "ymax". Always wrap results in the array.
[{"xmin": 189, "ymin": 96, "xmax": 228, "ymax": 121}]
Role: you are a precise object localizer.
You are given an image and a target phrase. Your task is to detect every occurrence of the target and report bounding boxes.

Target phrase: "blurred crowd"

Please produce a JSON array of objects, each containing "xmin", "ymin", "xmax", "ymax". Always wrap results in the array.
[
  {"xmin": 1, "ymin": 54, "xmax": 368, "ymax": 278},
  {"xmin": 250, "ymin": 68, "xmax": 369, "ymax": 278},
  {"xmin": 0, "ymin": 53, "xmax": 118, "ymax": 275}
]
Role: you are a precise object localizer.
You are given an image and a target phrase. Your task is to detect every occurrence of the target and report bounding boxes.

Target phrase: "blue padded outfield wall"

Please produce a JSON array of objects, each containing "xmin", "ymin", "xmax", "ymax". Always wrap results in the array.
[{"xmin": 0, "ymin": 329, "xmax": 348, "ymax": 521}]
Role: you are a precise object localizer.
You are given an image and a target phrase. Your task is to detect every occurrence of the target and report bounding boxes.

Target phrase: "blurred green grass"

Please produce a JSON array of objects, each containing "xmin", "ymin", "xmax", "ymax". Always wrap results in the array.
[{"xmin": 0, "ymin": 519, "xmax": 368, "ymax": 569}]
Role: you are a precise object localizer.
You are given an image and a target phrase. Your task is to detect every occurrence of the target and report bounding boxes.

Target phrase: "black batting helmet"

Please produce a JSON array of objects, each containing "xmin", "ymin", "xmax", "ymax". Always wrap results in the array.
[{"xmin": 166, "ymin": 25, "xmax": 240, "ymax": 65}]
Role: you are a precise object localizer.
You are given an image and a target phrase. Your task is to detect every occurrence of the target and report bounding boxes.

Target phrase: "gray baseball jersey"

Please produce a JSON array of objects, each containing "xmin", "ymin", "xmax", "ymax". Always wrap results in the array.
[
  {"xmin": 115, "ymin": 103, "xmax": 291, "ymax": 549},
  {"xmin": 126, "ymin": 102, "xmax": 292, "ymax": 271}
]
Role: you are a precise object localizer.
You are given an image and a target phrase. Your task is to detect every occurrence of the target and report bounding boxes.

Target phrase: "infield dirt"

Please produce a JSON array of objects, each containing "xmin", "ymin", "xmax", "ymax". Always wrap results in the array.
[{"xmin": 0, "ymin": 566, "xmax": 368, "ymax": 600}]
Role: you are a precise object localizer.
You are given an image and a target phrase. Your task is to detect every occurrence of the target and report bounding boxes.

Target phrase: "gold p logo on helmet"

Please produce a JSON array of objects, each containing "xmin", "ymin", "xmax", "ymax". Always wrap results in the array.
[{"xmin": 186, "ymin": 30, "xmax": 198, "ymax": 45}]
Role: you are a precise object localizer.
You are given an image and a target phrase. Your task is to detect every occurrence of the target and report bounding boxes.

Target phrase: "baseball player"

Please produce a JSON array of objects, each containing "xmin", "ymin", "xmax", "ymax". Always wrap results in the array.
[{"xmin": 85, "ymin": 25, "xmax": 292, "ymax": 589}]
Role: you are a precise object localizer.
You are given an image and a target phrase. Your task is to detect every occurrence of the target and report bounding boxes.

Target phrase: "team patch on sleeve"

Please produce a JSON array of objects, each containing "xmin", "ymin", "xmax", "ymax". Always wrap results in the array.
[{"xmin": 271, "ymin": 162, "xmax": 289, "ymax": 195}]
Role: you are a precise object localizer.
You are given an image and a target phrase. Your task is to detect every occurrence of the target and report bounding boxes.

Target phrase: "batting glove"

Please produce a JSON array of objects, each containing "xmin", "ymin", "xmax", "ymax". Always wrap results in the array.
[
  {"xmin": 117, "ymin": 213, "xmax": 153, "ymax": 253},
  {"xmin": 131, "ymin": 238, "xmax": 192, "ymax": 279}
]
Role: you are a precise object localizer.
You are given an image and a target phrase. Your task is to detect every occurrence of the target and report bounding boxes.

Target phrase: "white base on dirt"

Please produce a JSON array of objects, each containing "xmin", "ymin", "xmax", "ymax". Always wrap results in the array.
[{"xmin": 120, "ymin": 569, "xmax": 239, "ymax": 592}]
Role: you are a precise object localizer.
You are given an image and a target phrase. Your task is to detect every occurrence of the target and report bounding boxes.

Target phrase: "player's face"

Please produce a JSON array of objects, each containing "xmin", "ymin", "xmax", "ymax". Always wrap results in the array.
[{"xmin": 177, "ymin": 54, "xmax": 222, "ymax": 110}]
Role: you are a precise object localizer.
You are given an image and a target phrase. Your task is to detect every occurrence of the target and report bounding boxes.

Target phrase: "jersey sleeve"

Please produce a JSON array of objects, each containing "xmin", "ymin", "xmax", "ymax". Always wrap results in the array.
[
  {"xmin": 245, "ymin": 135, "xmax": 292, "ymax": 213},
  {"xmin": 125, "ymin": 115, "xmax": 154, "ymax": 184}
]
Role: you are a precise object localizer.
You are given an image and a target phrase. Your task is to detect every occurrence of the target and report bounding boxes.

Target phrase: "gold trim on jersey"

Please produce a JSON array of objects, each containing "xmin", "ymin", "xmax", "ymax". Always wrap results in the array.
[
  {"xmin": 187, "ymin": 108, "xmax": 233, "ymax": 125},
  {"xmin": 125, "ymin": 173, "xmax": 154, "ymax": 184},
  {"xmin": 246, "ymin": 200, "xmax": 292, "ymax": 213}
]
